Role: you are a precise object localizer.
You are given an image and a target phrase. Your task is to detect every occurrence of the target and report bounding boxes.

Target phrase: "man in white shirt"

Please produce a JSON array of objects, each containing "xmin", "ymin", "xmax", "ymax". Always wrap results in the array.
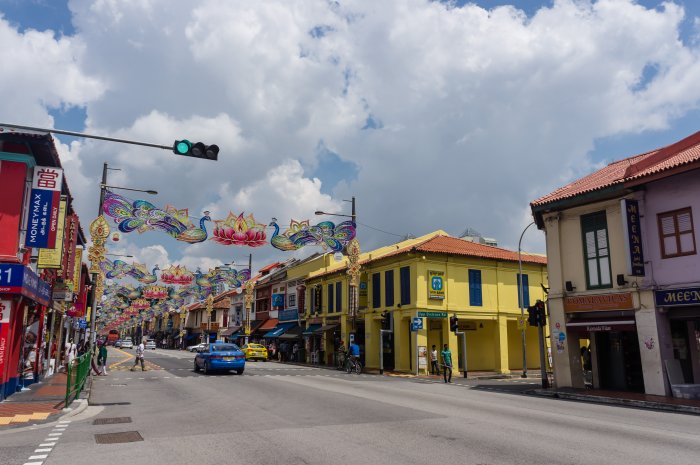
[
  {"xmin": 430, "ymin": 345, "xmax": 440, "ymax": 376},
  {"xmin": 130, "ymin": 340, "xmax": 146, "ymax": 371}
]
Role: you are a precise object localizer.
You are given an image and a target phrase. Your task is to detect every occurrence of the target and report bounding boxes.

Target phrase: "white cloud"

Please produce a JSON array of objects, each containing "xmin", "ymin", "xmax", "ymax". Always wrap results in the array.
[{"xmin": 3, "ymin": 0, "xmax": 700, "ymax": 267}]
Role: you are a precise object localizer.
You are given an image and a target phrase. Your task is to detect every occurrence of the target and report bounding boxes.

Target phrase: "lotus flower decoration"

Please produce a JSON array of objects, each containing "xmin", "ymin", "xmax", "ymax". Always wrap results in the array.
[
  {"xmin": 211, "ymin": 212, "xmax": 267, "ymax": 247},
  {"xmin": 160, "ymin": 265, "xmax": 194, "ymax": 285},
  {"xmin": 131, "ymin": 298, "xmax": 151, "ymax": 310},
  {"xmin": 143, "ymin": 285, "xmax": 169, "ymax": 300}
]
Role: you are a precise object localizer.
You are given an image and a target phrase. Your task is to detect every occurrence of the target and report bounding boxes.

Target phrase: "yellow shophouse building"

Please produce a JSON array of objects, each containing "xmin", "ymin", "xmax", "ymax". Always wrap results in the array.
[{"xmin": 303, "ymin": 231, "xmax": 548, "ymax": 375}]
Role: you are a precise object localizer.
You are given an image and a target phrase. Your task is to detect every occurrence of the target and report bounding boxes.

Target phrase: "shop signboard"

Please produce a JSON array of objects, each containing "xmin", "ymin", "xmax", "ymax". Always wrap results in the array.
[
  {"xmin": 25, "ymin": 166, "xmax": 63, "ymax": 249},
  {"xmin": 37, "ymin": 199, "xmax": 67, "ymax": 268},
  {"xmin": 621, "ymin": 199, "xmax": 645, "ymax": 276},
  {"xmin": 271, "ymin": 293, "xmax": 285, "ymax": 309},
  {"xmin": 563, "ymin": 292, "xmax": 634, "ymax": 313},
  {"xmin": 0, "ymin": 263, "xmax": 51, "ymax": 306},
  {"xmin": 72, "ymin": 248, "xmax": 83, "ymax": 293},
  {"xmin": 62, "ymin": 214, "xmax": 80, "ymax": 279},
  {"xmin": 278, "ymin": 309, "xmax": 299, "ymax": 321},
  {"xmin": 428, "ymin": 271, "xmax": 445, "ymax": 300},
  {"xmin": 655, "ymin": 287, "xmax": 700, "ymax": 307}
]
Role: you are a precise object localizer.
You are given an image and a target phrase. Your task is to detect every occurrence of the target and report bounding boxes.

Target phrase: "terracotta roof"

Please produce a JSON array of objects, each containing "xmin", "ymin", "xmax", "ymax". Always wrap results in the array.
[
  {"xmin": 532, "ymin": 130, "xmax": 700, "ymax": 208},
  {"xmin": 309, "ymin": 233, "xmax": 546, "ymax": 280}
]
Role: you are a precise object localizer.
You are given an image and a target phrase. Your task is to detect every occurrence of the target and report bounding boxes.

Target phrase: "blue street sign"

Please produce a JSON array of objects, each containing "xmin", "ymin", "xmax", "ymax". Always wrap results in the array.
[{"xmin": 411, "ymin": 317, "xmax": 423, "ymax": 331}]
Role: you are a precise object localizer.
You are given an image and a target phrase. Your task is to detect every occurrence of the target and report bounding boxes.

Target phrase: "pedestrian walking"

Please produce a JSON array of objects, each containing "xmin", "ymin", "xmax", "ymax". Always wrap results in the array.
[
  {"xmin": 441, "ymin": 344, "xmax": 453, "ymax": 383},
  {"xmin": 64, "ymin": 339, "xmax": 77, "ymax": 370},
  {"xmin": 98, "ymin": 341, "xmax": 109, "ymax": 375},
  {"xmin": 131, "ymin": 340, "xmax": 146, "ymax": 371},
  {"xmin": 430, "ymin": 345, "xmax": 440, "ymax": 376},
  {"xmin": 292, "ymin": 342, "xmax": 299, "ymax": 362}
]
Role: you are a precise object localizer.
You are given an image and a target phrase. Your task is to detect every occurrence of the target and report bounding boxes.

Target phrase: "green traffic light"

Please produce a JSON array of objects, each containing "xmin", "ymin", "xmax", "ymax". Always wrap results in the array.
[{"xmin": 173, "ymin": 140, "xmax": 191, "ymax": 155}]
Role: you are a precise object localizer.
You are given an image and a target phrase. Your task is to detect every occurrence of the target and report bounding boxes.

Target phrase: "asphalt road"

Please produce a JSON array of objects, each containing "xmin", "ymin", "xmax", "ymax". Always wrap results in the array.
[{"xmin": 2, "ymin": 347, "xmax": 699, "ymax": 465}]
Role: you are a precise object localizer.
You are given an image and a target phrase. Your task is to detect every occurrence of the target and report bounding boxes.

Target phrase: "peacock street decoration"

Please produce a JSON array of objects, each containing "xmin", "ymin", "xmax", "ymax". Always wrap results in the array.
[
  {"xmin": 102, "ymin": 191, "xmax": 211, "ymax": 244},
  {"xmin": 100, "ymin": 191, "xmax": 357, "ymax": 252},
  {"xmin": 99, "ymin": 259, "xmax": 158, "ymax": 284},
  {"xmin": 269, "ymin": 218, "xmax": 356, "ymax": 252}
]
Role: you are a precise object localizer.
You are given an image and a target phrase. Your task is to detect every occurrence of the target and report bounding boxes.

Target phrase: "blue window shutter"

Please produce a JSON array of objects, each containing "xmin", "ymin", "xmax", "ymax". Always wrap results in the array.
[
  {"xmin": 469, "ymin": 269, "xmax": 482, "ymax": 306},
  {"xmin": 385, "ymin": 270, "xmax": 394, "ymax": 307},
  {"xmin": 328, "ymin": 284, "xmax": 334, "ymax": 312},
  {"xmin": 336, "ymin": 282, "xmax": 342, "ymax": 312},
  {"xmin": 372, "ymin": 273, "xmax": 381, "ymax": 308},
  {"xmin": 400, "ymin": 266, "xmax": 410, "ymax": 305}
]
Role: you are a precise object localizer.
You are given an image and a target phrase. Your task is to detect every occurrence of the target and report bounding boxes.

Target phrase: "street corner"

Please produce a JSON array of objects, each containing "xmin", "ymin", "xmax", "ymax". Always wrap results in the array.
[{"xmin": 0, "ymin": 402, "xmax": 62, "ymax": 428}]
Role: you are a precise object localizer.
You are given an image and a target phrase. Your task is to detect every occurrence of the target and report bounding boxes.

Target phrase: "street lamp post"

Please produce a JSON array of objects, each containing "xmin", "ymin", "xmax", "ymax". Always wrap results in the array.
[
  {"xmin": 87, "ymin": 163, "xmax": 157, "ymax": 353},
  {"xmin": 518, "ymin": 221, "xmax": 536, "ymax": 378},
  {"xmin": 315, "ymin": 197, "xmax": 359, "ymax": 340}
]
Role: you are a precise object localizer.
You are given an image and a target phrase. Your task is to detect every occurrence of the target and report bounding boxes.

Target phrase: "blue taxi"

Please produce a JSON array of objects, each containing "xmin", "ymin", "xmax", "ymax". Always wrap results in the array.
[{"xmin": 194, "ymin": 343, "xmax": 246, "ymax": 375}]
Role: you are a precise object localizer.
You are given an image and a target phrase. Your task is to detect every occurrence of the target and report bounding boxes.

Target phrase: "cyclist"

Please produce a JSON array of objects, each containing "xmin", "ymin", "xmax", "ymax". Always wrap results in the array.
[{"xmin": 347, "ymin": 341, "xmax": 360, "ymax": 372}]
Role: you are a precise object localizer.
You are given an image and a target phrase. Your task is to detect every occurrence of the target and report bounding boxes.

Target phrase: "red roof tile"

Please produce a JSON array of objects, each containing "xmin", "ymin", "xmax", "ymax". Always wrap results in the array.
[
  {"xmin": 532, "ymin": 130, "xmax": 700, "ymax": 208},
  {"xmin": 310, "ymin": 234, "xmax": 546, "ymax": 280}
]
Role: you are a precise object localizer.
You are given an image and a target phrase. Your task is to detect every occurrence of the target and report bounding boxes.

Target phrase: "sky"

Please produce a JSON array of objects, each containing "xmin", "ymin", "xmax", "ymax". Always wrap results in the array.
[{"xmin": 1, "ymin": 0, "xmax": 700, "ymax": 274}]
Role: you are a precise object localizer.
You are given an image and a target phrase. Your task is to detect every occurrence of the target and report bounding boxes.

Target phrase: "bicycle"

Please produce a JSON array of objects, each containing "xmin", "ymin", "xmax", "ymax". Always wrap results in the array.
[{"xmin": 346, "ymin": 355, "xmax": 362, "ymax": 374}]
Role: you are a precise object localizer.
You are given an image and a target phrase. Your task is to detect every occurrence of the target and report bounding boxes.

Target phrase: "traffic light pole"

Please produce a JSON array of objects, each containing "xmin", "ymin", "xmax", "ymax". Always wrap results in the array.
[
  {"xmin": 455, "ymin": 331, "xmax": 468, "ymax": 378},
  {"xmin": 379, "ymin": 329, "xmax": 391, "ymax": 374},
  {"xmin": 537, "ymin": 323, "xmax": 549, "ymax": 388}
]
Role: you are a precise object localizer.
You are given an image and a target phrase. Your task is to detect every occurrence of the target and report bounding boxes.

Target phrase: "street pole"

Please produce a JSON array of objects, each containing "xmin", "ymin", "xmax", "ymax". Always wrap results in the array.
[
  {"xmin": 244, "ymin": 254, "xmax": 253, "ymax": 345},
  {"xmin": 518, "ymin": 221, "xmax": 535, "ymax": 378},
  {"xmin": 539, "ymin": 301, "xmax": 551, "ymax": 388},
  {"xmin": 455, "ymin": 331, "xmax": 468, "ymax": 378},
  {"xmin": 88, "ymin": 163, "xmax": 108, "ymax": 353}
]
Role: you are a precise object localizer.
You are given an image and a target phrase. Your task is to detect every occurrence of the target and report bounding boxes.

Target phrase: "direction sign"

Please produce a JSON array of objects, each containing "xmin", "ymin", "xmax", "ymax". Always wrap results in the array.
[
  {"xmin": 412, "ymin": 317, "xmax": 423, "ymax": 331},
  {"xmin": 417, "ymin": 311, "xmax": 447, "ymax": 318}
]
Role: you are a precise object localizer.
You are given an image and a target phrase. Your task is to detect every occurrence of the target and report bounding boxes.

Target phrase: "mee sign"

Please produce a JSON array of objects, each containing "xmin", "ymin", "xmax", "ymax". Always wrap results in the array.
[{"xmin": 24, "ymin": 166, "xmax": 63, "ymax": 249}]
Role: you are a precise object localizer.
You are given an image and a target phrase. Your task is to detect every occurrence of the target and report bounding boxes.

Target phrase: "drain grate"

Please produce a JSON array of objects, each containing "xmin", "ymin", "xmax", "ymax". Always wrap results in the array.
[
  {"xmin": 93, "ymin": 417, "xmax": 132, "ymax": 425},
  {"xmin": 95, "ymin": 431, "xmax": 143, "ymax": 444}
]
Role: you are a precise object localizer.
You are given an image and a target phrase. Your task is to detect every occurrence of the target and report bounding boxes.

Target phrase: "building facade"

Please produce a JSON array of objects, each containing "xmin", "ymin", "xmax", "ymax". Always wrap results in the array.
[{"xmin": 532, "ymin": 130, "xmax": 700, "ymax": 396}]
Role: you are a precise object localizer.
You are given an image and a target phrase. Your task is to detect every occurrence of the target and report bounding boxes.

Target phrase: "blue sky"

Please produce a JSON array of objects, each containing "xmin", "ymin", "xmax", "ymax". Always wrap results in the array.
[
  {"xmin": 2, "ymin": 0, "xmax": 700, "ymax": 268},
  {"xmin": 4, "ymin": 0, "xmax": 698, "ymax": 169}
]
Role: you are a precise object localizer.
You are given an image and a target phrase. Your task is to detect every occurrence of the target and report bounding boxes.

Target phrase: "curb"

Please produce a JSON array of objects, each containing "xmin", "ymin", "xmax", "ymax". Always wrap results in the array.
[{"xmin": 530, "ymin": 389, "xmax": 700, "ymax": 415}]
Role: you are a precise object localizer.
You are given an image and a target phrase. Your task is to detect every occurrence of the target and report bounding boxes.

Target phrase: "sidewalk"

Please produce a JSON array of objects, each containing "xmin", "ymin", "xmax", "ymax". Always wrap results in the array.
[
  {"xmin": 533, "ymin": 387, "xmax": 700, "ymax": 415},
  {"xmin": 0, "ymin": 372, "xmax": 67, "ymax": 428}
]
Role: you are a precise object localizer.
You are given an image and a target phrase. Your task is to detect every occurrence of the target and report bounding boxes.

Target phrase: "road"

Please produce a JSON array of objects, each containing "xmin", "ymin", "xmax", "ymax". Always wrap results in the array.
[{"xmin": 2, "ymin": 347, "xmax": 699, "ymax": 465}]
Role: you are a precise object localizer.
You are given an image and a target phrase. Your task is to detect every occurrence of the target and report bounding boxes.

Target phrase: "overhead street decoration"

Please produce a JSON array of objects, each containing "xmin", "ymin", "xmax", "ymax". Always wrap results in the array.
[{"xmin": 101, "ymin": 191, "xmax": 356, "ymax": 252}]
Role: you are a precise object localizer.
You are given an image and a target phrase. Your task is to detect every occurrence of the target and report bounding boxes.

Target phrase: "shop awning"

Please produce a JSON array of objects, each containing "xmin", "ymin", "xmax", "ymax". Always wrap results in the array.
[
  {"xmin": 302, "ymin": 324, "xmax": 321, "ymax": 336},
  {"xmin": 219, "ymin": 325, "xmax": 241, "ymax": 337},
  {"xmin": 279, "ymin": 326, "xmax": 303, "ymax": 340},
  {"xmin": 565, "ymin": 318, "xmax": 636, "ymax": 333},
  {"xmin": 313, "ymin": 324, "xmax": 339, "ymax": 334},
  {"xmin": 263, "ymin": 322, "xmax": 297, "ymax": 338},
  {"xmin": 256, "ymin": 319, "xmax": 278, "ymax": 332}
]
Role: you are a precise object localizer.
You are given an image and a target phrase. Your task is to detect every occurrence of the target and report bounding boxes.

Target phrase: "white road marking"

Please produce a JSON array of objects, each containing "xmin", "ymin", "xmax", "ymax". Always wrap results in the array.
[
  {"xmin": 34, "ymin": 448, "xmax": 52, "ymax": 452},
  {"xmin": 28, "ymin": 455, "xmax": 48, "ymax": 460}
]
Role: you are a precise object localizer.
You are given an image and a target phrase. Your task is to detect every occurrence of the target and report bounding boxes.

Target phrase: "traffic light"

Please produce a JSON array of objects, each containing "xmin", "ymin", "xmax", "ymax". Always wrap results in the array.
[
  {"xmin": 172, "ymin": 140, "xmax": 219, "ymax": 161},
  {"xmin": 450, "ymin": 314, "xmax": 459, "ymax": 332},
  {"xmin": 535, "ymin": 299, "xmax": 546, "ymax": 326},
  {"xmin": 527, "ymin": 305, "xmax": 538, "ymax": 326},
  {"xmin": 380, "ymin": 310, "xmax": 391, "ymax": 330}
]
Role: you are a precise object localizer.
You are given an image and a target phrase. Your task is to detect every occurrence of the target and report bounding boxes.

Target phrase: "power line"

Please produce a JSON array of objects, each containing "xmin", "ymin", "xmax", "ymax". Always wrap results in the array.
[{"xmin": 357, "ymin": 221, "xmax": 406, "ymax": 238}]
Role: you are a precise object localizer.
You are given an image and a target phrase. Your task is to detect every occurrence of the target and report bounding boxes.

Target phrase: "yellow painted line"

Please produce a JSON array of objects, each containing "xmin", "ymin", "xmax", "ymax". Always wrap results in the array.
[{"xmin": 109, "ymin": 348, "xmax": 135, "ymax": 369}]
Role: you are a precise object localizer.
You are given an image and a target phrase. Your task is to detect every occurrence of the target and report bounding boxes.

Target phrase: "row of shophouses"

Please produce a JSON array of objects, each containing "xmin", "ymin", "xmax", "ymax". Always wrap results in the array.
[
  {"xmin": 0, "ymin": 129, "xmax": 91, "ymax": 400},
  {"xmin": 147, "ymin": 231, "xmax": 549, "ymax": 375}
]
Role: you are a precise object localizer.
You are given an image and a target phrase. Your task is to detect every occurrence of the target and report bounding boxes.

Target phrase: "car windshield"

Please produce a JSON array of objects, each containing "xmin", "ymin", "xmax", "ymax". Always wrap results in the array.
[
  {"xmin": 211, "ymin": 344, "xmax": 239, "ymax": 352},
  {"xmin": 249, "ymin": 344, "xmax": 264, "ymax": 348}
]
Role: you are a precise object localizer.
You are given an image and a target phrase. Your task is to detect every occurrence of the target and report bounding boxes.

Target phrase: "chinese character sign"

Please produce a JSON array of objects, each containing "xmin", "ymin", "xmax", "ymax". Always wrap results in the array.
[
  {"xmin": 25, "ymin": 166, "xmax": 63, "ymax": 249},
  {"xmin": 621, "ymin": 198, "xmax": 645, "ymax": 277}
]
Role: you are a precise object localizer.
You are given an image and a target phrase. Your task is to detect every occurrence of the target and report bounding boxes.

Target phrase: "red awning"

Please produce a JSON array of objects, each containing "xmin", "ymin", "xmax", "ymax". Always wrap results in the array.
[{"xmin": 257, "ymin": 319, "xmax": 278, "ymax": 331}]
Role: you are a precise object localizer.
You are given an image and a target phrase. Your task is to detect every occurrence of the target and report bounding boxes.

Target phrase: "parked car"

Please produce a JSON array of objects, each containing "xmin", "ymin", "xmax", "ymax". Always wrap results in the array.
[
  {"xmin": 145, "ymin": 340, "xmax": 156, "ymax": 350},
  {"xmin": 121, "ymin": 340, "xmax": 134, "ymax": 349},
  {"xmin": 187, "ymin": 343, "xmax": 207, "ymax": 353},
  {"xmin": 194, "ymin": 343, "xmax": 245, "ymax": 375},
  {"xmin": 115, "ymin": 340, "xmax": 123, "ymax": 348},
  {"xmin": 241, "ymin": 343, "xmax": 268, "ymax": 361}
]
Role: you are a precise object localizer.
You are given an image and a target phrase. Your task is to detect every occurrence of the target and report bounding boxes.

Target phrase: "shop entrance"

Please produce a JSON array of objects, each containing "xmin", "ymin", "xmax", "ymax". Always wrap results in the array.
[
  {"xmin": 670, "ymin": 317, "xmax": 700, "ymax": 384},
  {"xmin": 595, "ymin": 331, "xmax": 644, "ymax": 392},
  {"xmin": 381, "ymin": 326, "xmax": 394, "ymax": 371}
]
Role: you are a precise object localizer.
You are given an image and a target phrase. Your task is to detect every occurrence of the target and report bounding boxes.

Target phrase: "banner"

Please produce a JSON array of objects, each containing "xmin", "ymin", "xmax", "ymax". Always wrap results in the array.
[
  {"xmin": 25, "ymin": 166, "xmax": 63, "ymax": 249},
  {"xmin": 37, "ymin": 200, "xmax": 67, "ymax": 268},
  {"xmin": 0, "ymin": 299, "xmax": 12, "ymax": 388},
  {"xmin": 0, "ymin": 161, "xmax": 27, "ymax": 260},
  {"xmin": 72, "ymin": 248, "xmax": 83, "ymax": 293},
  {"xmin": 62, "ymin": 214, "xmax": 79, "ymax": 280}
]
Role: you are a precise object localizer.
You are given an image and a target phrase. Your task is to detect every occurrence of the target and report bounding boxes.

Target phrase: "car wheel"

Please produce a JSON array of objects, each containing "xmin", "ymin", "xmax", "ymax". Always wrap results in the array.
[
  {"xmin": 194, "ymin": 360, "xmax": 200, "ymax": 372},
  {"xmin": 203, "ymin": 362, "xmax": 209, "ymax": 375},
  {"xmin": 236, "ymin": 368, "xmax": 244, "ymax": 375}
]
